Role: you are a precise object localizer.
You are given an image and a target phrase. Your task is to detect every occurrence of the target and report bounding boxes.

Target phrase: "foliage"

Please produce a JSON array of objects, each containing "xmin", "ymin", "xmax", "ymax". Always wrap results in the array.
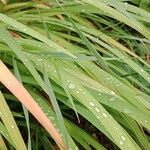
[{"xmin": 0, "ymin": 0, "xmax": 150, "ymax": 149}]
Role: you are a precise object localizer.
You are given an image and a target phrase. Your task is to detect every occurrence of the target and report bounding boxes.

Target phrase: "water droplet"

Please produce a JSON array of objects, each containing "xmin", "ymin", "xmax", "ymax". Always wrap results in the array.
[
  {"xmin": 68, "ymin": 83, "xmax": 75, "ymax": 89},
  {"xmin": 102, "ymin": 113, "xmax": 107, "ymax": 118},
  {"xmin": 90, "ymin": 102, "xmax": 94, "ymax": 106},
  {"xmin": 37, "ymin": 58, "xmax": 43, "ymax": 62},
  {"xmin": 95, "ymin": 108, "xmax": 100, "ymax": 112},
  {"xmin": 119, "ymin": 140, "xmax": 123, "ymax": 145},
  {"xmin": 81, "ymin": 9, "xmax": 85, "ymax": 12},
  {"xmin": 11, "ymin": 125, "xmax": 14, "ymax": 129},
  {"xmin": 35, "ymin": 34, "xmax": 38, "ymax": 38},
  {"xmin": 7, "ymin": 81, "xmax": 11, "ymax": 87},
  {"xmin": 56, "ymin": 49, "xmax": 61, "ymax": 52},
  {"xmin": 123, "ymin": 108, "xmax": 132, "ymax": 114},
  {"xmin": 110, "ymin": 91, "xmax": 115, "ymax": 95},
  {"xmin": 121, "ymin": 136, "xmax": 125, "ymax": 141},
  {"xmin": 23, "ymin": 28, "xmax": 26, "ymax": 32},
  {"xmin": 145, "ymin": 120, "xmax": 148, "ymax": 123},
  {"xmin": 115, "ymin": 127, "xmax": 118, "ymax": 130},
  {"xmin": 96, "ymin": 116, "xmax": 100, "ymax": 119},
  {"xmin": 106, "ymin": 77, "xmax": 111, "ymax": 80}
]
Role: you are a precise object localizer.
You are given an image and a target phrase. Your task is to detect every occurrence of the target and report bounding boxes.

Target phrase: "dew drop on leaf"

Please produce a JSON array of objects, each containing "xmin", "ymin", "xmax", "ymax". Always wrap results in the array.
[
  {"xmin": 68, "ymin": 83, "xmax": 75, "ymax": 89},
  {"xmin": 110, "ymin": 91, "xmax": 115, "ymax": 95},
  {"xmin": 119, "ymin": 140, "xmax": 123, "ymax": 145},
  {"xmin": 102, "ymin": 113, "xmax": 107, "ymax": 118},
  {"xmin": 90, "ymin": 102, "xmax": 94, "ymax": 106},
  {"xmin": 95, "ymin": 108, "xmax": 100, "ymax": 112},
  {"xmin": 121, "ymin": 136, "xmax": 126, "ymax": 141}
]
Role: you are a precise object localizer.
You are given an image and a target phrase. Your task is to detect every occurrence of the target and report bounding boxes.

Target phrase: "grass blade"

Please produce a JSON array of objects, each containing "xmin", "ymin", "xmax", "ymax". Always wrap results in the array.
[{"xmin": 0, "ymin": 92, "xmax": 27, "ymax": 150}]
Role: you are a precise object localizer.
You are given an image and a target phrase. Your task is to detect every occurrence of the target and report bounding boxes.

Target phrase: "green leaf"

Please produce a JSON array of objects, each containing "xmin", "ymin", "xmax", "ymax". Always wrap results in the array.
[{"xmin": 0, "ymin": 92, "xmax": 27, "ymax": 150}]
